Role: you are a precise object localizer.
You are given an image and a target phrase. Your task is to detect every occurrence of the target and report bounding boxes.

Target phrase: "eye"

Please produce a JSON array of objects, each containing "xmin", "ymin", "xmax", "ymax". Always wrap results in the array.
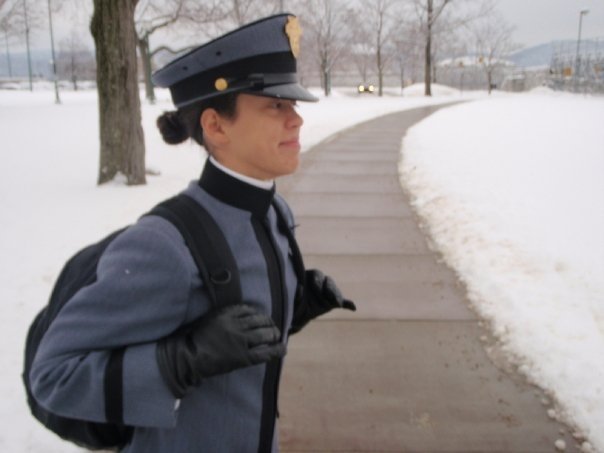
[{"xmin": 270, "ymin": 100, "xmax": 297, "ymax": 110}]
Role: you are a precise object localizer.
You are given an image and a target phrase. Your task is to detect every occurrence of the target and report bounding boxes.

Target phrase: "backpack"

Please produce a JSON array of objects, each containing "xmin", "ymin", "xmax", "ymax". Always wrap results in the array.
[{"xmin": 22, "ymin": 194, "xmax": 249, "ymax": 450}]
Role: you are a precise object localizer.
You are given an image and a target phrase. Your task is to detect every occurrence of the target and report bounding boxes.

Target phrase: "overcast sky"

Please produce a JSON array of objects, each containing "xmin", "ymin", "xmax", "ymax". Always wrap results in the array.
[
  {"xmin": 495, "ymin": 0, "xmax": 604, "ymax": 48},
  {"xmin": 4, "ymin": 0, "xmax": 604, "ymax": 53}
]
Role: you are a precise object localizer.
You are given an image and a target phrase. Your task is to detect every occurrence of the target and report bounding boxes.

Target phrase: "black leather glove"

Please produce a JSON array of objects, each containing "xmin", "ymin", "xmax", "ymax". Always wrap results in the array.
[
  {"xmin": 291, "ymin": 269, "xmax": 356, "ymax": 333},
  {"xmin": 156, "ymin": 304, "xmax": 286, "ymax": 398}
]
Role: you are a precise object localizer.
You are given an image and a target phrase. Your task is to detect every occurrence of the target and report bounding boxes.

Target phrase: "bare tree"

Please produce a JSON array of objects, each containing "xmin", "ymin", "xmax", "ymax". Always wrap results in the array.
[
  {"xmin": 364, "ymin": 0, "xmax": 400, "ymax": 96},
  {"xmin": 472, "ymin": 11, "xmax": 516, "ymax": 94},
  {"xmin": 57, "ymin": 32, "xmax": 95, "ymax": 89},
  {"xmin": 301, "ymin": 0, "xmax": 350, "ymax": 96},
  {"xmin": 411, "ymin": 0, "xmax": 453, "ymax": 96},
  {"xmin": 410, "ymin": 0, "xmax": 493, "ymax": 95},
  {"xmin": 21, "ymin": 0, "xmax": 34, "ymax": 88},
  {"xmin": 11, "ymin": 0, "xmax": 35, "ymax": 89},
  {"xmin": 342, "ymin": 7, "xmax": 372, "ymax": 85},
  {"xmin": 136, "ymin": 0, "xmax": 188, "ymax": 104},
  {"xmin": 430, "ymin": 19, "xmax": 462, "ymax": 84},
  {"xmin": 399, "ymin": 19, "xmax": 426, "ymax": 86},
  {"xmin": 351, "ymin": 42, "xmax": 372, "ymax": 84},
  {"xmin": 91, "ymin": 0, "xmax": 146, "ymax": 185},
  {"xmin": 229, "ymin": 0, "xmax": 260, "ymax": 26},
  {"xmin": 1, "ymin": 0, "xmax": 46, "ymax": 85},
  {"xmin": 393, "ymin": 23, "xmax": 421, "ymax": 93},
  {"xmin": 47, "ymin": 0, "xmax": 62, "ymax": 103},
  {"xmin": 0, "ymin": 0, "xmax": 20, "ymax": 78},
  {"xmin": 220, "ymin": 0, "xmax": 281, "ymax": 27},
  {"xmin": 135, "ymin": 0, "xmax": 224, "ymax": 104},
  {"xmin": 135, "ymin": 0, "xmax": 283, "ymax": 104}
]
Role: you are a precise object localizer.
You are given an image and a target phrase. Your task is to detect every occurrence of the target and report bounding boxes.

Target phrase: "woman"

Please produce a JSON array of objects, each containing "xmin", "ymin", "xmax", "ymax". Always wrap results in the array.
[{"xmin": 30, "ymin": 13, "xmax": 354, "ymax": 453}]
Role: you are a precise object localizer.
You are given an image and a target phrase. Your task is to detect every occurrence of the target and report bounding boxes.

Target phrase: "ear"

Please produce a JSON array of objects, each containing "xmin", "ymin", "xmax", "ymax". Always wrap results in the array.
[{"xmin": 200, "ymin": 108, "xmax": 229, "ymax": 147}]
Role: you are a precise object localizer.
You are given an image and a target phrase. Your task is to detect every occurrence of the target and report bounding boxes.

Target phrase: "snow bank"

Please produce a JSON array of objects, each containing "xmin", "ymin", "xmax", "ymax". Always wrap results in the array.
[
  {"xmin": 402, "ymin": 82, "xmax": 460, "ymax": 97},
  {"xmin": 400, "ymin": 94, "xmax": 604, "ymax": 451}
]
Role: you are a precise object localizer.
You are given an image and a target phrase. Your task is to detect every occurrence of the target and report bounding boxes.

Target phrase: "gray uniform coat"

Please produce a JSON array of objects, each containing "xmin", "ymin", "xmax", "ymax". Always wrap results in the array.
[{"xmin": 30, "ymin": 161, "xmax": 300, "ymax": 452}]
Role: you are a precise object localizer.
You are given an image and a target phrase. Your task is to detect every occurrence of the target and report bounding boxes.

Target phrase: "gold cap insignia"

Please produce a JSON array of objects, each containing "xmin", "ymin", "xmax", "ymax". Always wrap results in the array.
[
  {"xmin": 284, "ymin": 16, "xmax": 302, "ymax": 59},
  {"xmin": 215, "ymin": 78, "xmax": 228, "ymax": 91}
]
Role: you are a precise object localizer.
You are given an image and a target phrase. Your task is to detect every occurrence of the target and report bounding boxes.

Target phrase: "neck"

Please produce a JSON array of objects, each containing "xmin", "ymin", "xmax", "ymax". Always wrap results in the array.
[{"xmin": 209, "ymin": 156, "xmax": 274, "ymax": 190}]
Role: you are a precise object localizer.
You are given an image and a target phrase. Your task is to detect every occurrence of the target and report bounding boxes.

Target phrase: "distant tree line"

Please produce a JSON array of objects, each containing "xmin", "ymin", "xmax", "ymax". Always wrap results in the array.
[{"xmin": 1, "ymin": 0, "xmax": 515, "ymax": 96}]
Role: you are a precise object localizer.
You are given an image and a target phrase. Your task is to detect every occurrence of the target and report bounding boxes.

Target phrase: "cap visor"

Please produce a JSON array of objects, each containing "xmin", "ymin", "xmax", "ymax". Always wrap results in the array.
[{"xmin": 247, "ymin": 83, "xmax": 319, "ymax": 102}]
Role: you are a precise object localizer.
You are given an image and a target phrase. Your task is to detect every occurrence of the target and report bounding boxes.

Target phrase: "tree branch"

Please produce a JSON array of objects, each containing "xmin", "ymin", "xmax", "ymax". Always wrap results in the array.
[{"xmin": 150, "ymin": 44, "xmax": 196, "ymax": 58}]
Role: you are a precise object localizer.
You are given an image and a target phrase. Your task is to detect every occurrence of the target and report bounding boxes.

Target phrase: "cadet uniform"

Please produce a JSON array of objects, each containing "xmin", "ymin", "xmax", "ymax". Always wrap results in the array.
[{"xmin": 30, "ymin": 14, "xmax": 353, "ymax": 453}]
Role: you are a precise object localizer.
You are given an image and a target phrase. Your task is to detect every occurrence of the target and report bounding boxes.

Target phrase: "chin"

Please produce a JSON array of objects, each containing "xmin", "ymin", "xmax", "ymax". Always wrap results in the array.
[
  {"xmin": 288, "ymin": 156, "xmax": 301, "ymax": 173},
  {"xmin": 275, "ymin": 159, "xmax": 299, "ymax": 178}
]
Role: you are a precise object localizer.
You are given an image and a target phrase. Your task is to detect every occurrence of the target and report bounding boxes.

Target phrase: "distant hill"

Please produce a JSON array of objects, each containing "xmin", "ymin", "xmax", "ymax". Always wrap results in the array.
[
  {"xmin": 1, "ymin": 47, "xmax": 96, "ymax": 80},
  {"xmin": 3, "ymin": 39, "xmax": 603, "ymax": 79},
  {"xmin": 0, "ymin": 49, "xmax": 53, "ymax": 78},
  {"xmin": 509, "ymin": 39, "xmax": 603, "ymax": 69}
]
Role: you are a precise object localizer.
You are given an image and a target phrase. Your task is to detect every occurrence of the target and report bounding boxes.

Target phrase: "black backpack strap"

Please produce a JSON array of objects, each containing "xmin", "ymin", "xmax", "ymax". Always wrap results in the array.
[
  {"xmin": 148, "ymin": 194, "xmax": 242, "ymax": 307},
  {"xmin": 272, "ymin": 197, "xmax": 305, "ymax": 296}
]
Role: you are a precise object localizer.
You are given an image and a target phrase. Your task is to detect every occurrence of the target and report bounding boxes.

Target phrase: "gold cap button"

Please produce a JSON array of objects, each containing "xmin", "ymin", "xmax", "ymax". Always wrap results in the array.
[{"xmin": 215, "ymin": 78, "xmax": 228, "ymax": 91}]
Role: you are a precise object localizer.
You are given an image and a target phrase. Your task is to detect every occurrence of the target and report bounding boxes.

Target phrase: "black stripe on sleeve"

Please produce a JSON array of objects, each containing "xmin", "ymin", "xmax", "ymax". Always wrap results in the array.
[{"xmin": 104, "ymin": 347, "xmax": 127, "ymax": 424}]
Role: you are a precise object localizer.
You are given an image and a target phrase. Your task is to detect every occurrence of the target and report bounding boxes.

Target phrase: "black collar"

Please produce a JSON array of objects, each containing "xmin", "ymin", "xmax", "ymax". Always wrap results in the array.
[{"xmin": 199, "ymin": 159, "xmax": 275, "ymax": 218}]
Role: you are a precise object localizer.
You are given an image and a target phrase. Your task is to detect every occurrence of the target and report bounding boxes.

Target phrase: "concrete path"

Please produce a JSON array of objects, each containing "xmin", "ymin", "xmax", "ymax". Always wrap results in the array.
[{"xmin": 277, "ymin": 105, "xmax": 578, "ymax": 452}]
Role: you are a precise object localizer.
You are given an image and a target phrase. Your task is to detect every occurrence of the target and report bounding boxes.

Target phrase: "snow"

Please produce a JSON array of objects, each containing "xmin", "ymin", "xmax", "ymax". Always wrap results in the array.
[
  {"xmin": 400, "ymin": 93, "xmax": 604, "ymax": 451},
  {"xmin": 402, "ymin": 82, "xmax": 461, "ymax": 97},
  {"xmin": 0, "ymin": 85, "xmax": 475, "ymax": 452},
  {"xmin": 2, "ymin": 84, "xmax": 602, "ymax": 451},
  {"xmin": 438, "ymin": 55, "xmax": 515, "ymax": 68}
]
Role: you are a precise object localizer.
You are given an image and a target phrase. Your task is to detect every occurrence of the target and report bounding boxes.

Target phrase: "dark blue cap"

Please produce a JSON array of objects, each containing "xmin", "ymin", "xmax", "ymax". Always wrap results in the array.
[{"xmin": 152, "ymin": 14, "xmax": 318, "ymax": 108}]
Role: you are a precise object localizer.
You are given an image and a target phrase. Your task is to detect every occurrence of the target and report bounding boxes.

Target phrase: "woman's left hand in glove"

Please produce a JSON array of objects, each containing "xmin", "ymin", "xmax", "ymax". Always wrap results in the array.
[
  {"xmin": 290, "ymin": 269, "xmax": 356, "ymax": 333},
  {"xmin": 306, "ymin": 269, "xmax": 356, "ymax": 313}
]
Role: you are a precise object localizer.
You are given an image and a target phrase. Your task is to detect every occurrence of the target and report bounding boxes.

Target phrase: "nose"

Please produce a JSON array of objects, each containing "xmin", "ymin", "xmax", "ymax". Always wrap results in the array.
[{"xmin": 287, "ymin": 105, "xmax": 303, "ymax": 128}]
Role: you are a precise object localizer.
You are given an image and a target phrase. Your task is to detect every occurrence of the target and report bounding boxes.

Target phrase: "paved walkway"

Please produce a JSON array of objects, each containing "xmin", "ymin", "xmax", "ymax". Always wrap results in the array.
[{"xmin": 277, "ymin": 105, "xmax": 578, "ymax": 452}]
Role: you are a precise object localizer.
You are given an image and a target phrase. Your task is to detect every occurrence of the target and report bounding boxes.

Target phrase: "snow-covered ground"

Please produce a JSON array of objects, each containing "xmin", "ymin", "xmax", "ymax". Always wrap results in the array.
[
  {"xmin": 2, "ymin": 84, "xmax": 602, "ymax": 452},
  {"xmin": 0, "ymin": 84, "xmax": 476, "ymax": 452},
  {"xmin": 400, "ymin": 93, "xmax": 604, "ymax": 452}
]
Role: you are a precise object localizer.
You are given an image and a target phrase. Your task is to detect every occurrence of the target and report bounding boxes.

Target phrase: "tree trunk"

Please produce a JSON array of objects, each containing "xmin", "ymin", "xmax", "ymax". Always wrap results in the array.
[
  {"xmin": 4, "ymin": 30, "xmax": 13, "ymax": 78},
  {"xmin": 377, "ymin": 47, "xmax": 383, "ymax": 96},
  {"xmin": 321, "ymin": 58, "xmax": 330, "ymax": 96},
  {"xmin": 91, "ymin": 0, "xmax": 146, "ymax": 186},
  {"xmin": 400, "ymin": 64, "xmax": 404, "ymax": 95},
  {"xmin": 23, "ymin": 0, "xmax": 33, "ymax": 91},
  {"xmin": 70, "ymin": 53, "xmax": 78, "ymax": 90},
  {"xmin": 138, "ymin": 35, "xmax": 156, "ymax": 104},
  {"xmin": 424, "ymin": 0, "xmax": 432, "ymax": 96},
  {"xmin": 324, "ymin": 69, "xmax": 331, "ymax": 96}
]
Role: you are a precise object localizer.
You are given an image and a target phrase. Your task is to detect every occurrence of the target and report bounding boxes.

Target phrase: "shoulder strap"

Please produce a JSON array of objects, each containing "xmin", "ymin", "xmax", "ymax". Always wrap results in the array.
[
  {"xmin": 272, "ymin": 197, "xmax": 306, "ymax": 293},
  {"xmin": 148, "ymin": 194, "xmax": 242, "ymax": 307}
]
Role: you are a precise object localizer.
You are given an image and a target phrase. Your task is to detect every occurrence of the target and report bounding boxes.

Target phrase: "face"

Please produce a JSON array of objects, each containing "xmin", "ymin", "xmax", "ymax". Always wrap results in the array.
[{"xmin": 211, "ymin": 93, "xmax": 304, "ymax": 180}]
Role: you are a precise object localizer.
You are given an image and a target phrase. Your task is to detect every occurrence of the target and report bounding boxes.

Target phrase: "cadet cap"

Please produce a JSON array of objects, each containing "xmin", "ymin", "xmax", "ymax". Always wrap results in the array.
[{"xmin": 152, "ymin": 13, "xmax": 318, "ymax": 108}]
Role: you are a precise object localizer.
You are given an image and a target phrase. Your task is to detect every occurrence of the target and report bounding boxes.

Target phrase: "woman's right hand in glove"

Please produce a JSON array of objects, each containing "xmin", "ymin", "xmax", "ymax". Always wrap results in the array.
[{"xmin": 156, "ymin": 304, "xmax": 285, "ymax": 398}]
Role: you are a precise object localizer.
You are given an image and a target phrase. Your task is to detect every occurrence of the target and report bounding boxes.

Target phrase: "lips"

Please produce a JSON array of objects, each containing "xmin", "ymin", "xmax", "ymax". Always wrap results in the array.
[{"xmin": 280, "ymin": 138, "xmax": 300, "ymax": 148}]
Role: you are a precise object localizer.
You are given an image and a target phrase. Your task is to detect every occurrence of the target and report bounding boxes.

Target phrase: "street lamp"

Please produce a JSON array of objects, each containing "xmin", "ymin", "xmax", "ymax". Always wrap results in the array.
[{"xmin": 575, "ymin": 9, "xmax": 589, "ymax": 79}]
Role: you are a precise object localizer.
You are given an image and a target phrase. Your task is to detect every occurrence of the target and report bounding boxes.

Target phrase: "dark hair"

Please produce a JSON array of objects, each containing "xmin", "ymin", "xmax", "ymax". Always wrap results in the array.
[{"xmin": 156, "ymin": 93, "xmax": 239, "ymax": 148}]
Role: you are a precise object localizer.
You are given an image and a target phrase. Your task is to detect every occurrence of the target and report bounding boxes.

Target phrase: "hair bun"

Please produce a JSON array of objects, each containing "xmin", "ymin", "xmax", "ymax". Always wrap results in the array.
[{"xmin": 156, "ymin": 111, "xmax": 189, "ymax": 145}]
